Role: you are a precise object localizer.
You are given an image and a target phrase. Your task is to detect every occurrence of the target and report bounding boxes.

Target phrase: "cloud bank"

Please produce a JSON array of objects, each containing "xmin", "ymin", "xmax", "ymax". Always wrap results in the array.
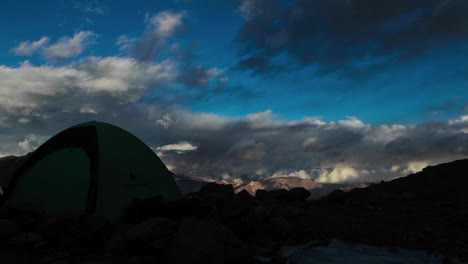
[
  {"xmin": 1, "ymin": 6, "xmax": 467, "ymax": 186},
  {"xmin": 235, "ymin": 0, "xmax": 468, "ymax": 75},
  {"xmin": 12, "ymin": 31, "xmax": 96, "ymax": 61}
]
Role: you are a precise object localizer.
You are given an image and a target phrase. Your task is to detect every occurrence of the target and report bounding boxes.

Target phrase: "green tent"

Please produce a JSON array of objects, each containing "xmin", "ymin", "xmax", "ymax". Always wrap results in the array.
[{"xmin": 1, "ymin": 121, "xmax": 181, "ymax": 220}]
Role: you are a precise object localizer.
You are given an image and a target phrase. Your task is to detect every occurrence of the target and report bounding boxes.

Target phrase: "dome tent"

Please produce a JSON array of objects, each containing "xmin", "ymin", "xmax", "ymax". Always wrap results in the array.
[{"xmin": 1, "ymin": 121, "xmax": 181, "ymax": 220}]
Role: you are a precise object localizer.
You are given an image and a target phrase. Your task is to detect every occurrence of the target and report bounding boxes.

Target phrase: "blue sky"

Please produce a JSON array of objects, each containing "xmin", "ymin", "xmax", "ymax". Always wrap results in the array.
[{"xmin": 1, "ymin": 0, "xmax": 468, "ymax": 183}]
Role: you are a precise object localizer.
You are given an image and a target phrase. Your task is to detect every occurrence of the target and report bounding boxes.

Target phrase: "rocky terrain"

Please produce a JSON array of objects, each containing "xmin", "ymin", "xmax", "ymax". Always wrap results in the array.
[{"xmin": 0, "ymin": 157, "xmax": 466, "ymax": 263}]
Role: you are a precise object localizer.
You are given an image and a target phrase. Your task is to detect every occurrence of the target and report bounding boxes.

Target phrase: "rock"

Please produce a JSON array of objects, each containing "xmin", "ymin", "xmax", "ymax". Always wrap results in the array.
[
  {"xmin": 124, "ymin": 217, "xmax": 178, "ymax": 241},
  {"xmin": 104, "ymin": 233, "xmax": 126, "ymax": 252},
  {"xmin": 36, "ymin": 215, "xmax": 94, "ymax": 252},
  {"xmin": 125, "ymin": 195, "xmax": 165, "ymax": 223},
  {"xmin": 80, "ymin": 215, "xmax": 109, "ymax": 234},
  {"xmin": 268, "ymin": 216, "xmax": 291, "ymax": 237},
  {"xmin": 168, "ymin": 218, "xmax": 242, "ymax": 264},
  {"xmin": 326, "ymin": 189, "xmax": 346, "ymax": 202},
  {"xmin": 164, "ymin": 198, "xmax": 213, "ymax": 219},
  {"xmin": 271, "ymin": 204, "xmax": 303, "ymax": 218},
  {"xmin": 8, "ymin": 232, "xmax": 43, "ymax": 247},
  {"xmin": 222, "ymin": 190, "xmax": 259, "ymax": 220},
  {"xmin": 199, "ymin": 183, "xmax": 234, "ymax": 198},
  {"xmin": 287, "ymin": 188, "xmax": 311, "ymax": 201},
  {"xmin": 256, "ymin": 189, "xmax": 290, "ymax": 203},
  {"xmin": 400, "ymin": 192, "xmax": 415, "ymax": 200},
  {"xmin": 0, "ymin": 219, "xmax": 21, "ymax": 239},
  {"xmin": 252, "ymin": 205, "xmax": 271, "ymax": 223}
]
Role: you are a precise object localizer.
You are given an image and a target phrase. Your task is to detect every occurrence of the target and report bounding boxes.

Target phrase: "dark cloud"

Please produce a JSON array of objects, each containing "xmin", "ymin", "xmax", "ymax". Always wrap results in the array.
[
  {"xmin": 235, "ymin": 0, "xmax": 468, "ymax": 75},
  {"xmin": 2, "ymin": 96, "xmax": 468, "ymax": 183},
  {"xmin": 132, "ymin": 11, "xmax": 187, "ymax": 62}
]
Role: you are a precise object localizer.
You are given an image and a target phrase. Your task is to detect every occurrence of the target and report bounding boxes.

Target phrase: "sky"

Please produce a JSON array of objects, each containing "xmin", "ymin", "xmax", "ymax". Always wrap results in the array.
[{"xmin": 1, "ymin": 0, "xmax": 468, "ymax": 184}]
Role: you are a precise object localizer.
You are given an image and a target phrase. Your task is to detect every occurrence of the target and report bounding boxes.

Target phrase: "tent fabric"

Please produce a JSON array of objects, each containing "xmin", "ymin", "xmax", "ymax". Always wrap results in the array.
[{"xmin": 1, "ymin": 121, "xmax": 181, "ymax": 220}]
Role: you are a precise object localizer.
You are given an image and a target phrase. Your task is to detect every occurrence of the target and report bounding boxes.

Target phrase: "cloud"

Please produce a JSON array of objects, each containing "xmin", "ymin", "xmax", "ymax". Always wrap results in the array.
[
  {"xmin": 245, "ymin": 109, "xmax": 279, "ymax": 128},
  {"xmin": 11, "ymin": 37, "xmax": 49, "ymax": 56},
  {"xmin": 156, "ymin": 141, "xmax": 198, "ymax": 155},
  {"xmin": 239, "ymin": 0, "xmax": 259, "ymax": 20},
  {"xmin": 235, "ymin": 0, "xmax": 468, "ymax": 75},
  {"xmin": 115, "ymin": 10, "xmax": 227, "ymax": 91},
  {"xmin": 181, "ymin": 66, "xmax": 223, "ymax": 87},
  {"xmin": 133, "ymin": 11, "xmax": 186, "ymax": 61},
  {"xmin": 42, "ymin": 31, "xmax": 96, "ymax": 61},
  {"xmin": 316, "ymin": 166, "xmax": 367, "ymax": 184},
  {"xmin": 18, "ymin": 134, "xmax": 45, "ymax": 153},
  {"xmin": 2, "ymin": 101, "xmax": 468, "ymax": 183},
  {"xmin": 448, "ymin": 115, "xmax": 468, "ymax": 133},
  {"xmin": 79, "ymin": 104, "xmax": 98, "ymax": 114},
  {"xmin": 149, "ymin": 11, "xmax": 186, "ymax": 38},
  {"xmin": 0, "ymin": 56, "xmax": 177, "ymax": 119},
  {"xmin": 73, "ymin": 1, "xmax": 108, "ymax": 14},
  {"xmin": 11, "ymin": 32, "xmax": 96, "ymax": 62},
  {"xmin": 116, "ymin": 35, "xmax": 137, "ymax": 53}
]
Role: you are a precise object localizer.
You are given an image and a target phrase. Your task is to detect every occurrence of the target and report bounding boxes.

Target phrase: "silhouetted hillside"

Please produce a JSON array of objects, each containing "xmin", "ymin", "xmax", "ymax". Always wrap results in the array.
[{"xmin": 326, "ymin": 158, "xmax": 468, "ymax": 207}]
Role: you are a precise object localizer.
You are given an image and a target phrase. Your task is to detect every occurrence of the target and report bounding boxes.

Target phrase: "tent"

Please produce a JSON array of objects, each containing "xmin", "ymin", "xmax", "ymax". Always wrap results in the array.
[{"xmin": 1, "ymin": 121, "xmax": 181, "ymax": 220}]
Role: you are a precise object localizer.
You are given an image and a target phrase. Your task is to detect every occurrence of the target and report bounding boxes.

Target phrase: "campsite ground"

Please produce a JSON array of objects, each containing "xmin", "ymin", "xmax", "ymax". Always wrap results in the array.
[{"xmin": 0, "ymin": 159, "xmax": 467, "ymax": 263}]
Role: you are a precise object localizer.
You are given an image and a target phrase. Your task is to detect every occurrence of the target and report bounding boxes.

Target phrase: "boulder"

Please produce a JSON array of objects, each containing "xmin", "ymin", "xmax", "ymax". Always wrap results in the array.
[
  {"xmin": 256, "ymin": 189, "xmax": 289, "ymax": 202},
  {"xmin": 222, "ymin": 190, "xmax": 259, "ymax": 220},
  {"xmin": 8, "ymin": 232, "xmax": 43, "ymax": 247},
  {"xmin": 267, "ymin": 216, "xmax": 291, "ymax": 237},
  {"xmin": 287, "ymin": 188, "xmax": 311, "ymax": 201},
  {"xmin": 168, "ymin": 218, "xmax": 244, "ymax": 264},
  {"xmin": 199, "ymin": 183, "xmax": 234, "ymax": 198},
  {"xmin": 104, "ymin": 233, "xmax": 126, "ymax": 252},
  {"xmin": 326, "ymin": 189, "xmax": 346, "ymax": 202},
  {"xmin": 0, "ymin": 219, "xmax": 21, "ymax": 239},
  {"xmin": 124, "ymin": 217, "xmax": 178, "ymax": 241}
]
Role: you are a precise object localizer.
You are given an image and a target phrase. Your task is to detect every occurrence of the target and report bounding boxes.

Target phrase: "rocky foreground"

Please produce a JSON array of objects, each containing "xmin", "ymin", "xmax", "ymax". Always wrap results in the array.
[{"xmin": 0, "ymin": 159, "xmax": 467, "ymax": 264}]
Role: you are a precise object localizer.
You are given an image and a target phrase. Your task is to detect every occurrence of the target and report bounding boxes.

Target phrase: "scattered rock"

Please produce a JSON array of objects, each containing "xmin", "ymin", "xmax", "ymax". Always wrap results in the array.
[
  {"xmin": 287, "ymin": 188, "xmax": 311, "ymax": 201},
  {"xmin": 124, "ymin": 217, "xmax": 178, "ymax": 241},
  {"xmin": 199, "ymin": 183, "xmax": 234, "ymax": 198},
  {"xmin": 256, "ymin": 189, "xmax": 289, "ymax": 203},
  {"xmin": 168, "ymin": 218, "xmax": 243, "ymax": 264},
  {"xmin": 0, "ymin": 219, "xmax": 21, "ymax": 239},
  {"xmin": 8, "ymin": 232, "xmax": 43, "ymax": 247},
  {"xmin": 104, "ymin": 233, "xmax": 126, "ymax": 252},
  {"xmin": 222, "ymin": 190, "xmax": 258, "ymax": 220}
]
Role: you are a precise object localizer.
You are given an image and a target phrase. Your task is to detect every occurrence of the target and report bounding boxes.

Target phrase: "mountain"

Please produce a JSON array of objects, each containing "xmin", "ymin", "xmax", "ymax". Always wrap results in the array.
[
  {"xmin": 229, "ymin": 177, "xmax": 369, "ymax": 199},
  {"xmin": 0, "ymin": 153, "xmax": 368, "ymax": 198},
  {"xmin": 325, "ymin": 158, "xmax": 468, "ymax": 206}
]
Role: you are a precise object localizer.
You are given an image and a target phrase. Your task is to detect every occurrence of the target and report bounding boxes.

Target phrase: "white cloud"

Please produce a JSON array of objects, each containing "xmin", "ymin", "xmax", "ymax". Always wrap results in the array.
[
  {"xmin": 290, "ymin": 170, "xmax": 310, "ymax": 179},
  {"xmin": 245, "ymin": 109, "xmax": 279, "ymax": 128},
  {"xmin": 156, "ymin": 113, "xmax": 173, "ymax": 129},
  {"xmin": 80, "ymin": 105, "xmax": 98, "ymax": 114},
  {"xmin": 18, "ymin": 134, "xmax": 45, "ymax": 153},
  {"xmin": 11, "ymin": 36, "xmax": 49, "ymax": 56},
  {"xmin": 0, "ymin": 56, "xmax": 177, "ymax": 112},
  {"xmin": 365, "ymin": 124, "xmax": 407, "ymax": 143},
  {"xmin": 403, "ymin": 161, "xmax": 429, "ymax": 174},
  {"xmin": 116, "ymin": 35, "xmax": 136, "ymax": 52},
  {"xmin": 148, "ymin": 11, "xmax": 186, "ymax": 38},
  {"xmin": 316, "ymin": 166, "xmax": 368, "ymax": 183},
  {"xmin": 330, "ymin": 116, "xmax": 370, "ymax": 132},
  {"xmin": 176, "ymin": 111, "xmax": 232, "ymax": 131},
  {"xmin": 42, "ymin": 31, "xmax": 95, "ymax": 61},
  {"xmin": 18, "ymin": 118, "xmax": 31, "ymax": 124},
  {"xmin": 449, "ymin": 115, "xmax": 468, "ymax": 133},
  {"xmin": 157, "ymin": 141, "xmax": 198, "ymax": 155},
  {"xmin": 239, "ymin": 0, "xmax": 258, "ymax": 20}
]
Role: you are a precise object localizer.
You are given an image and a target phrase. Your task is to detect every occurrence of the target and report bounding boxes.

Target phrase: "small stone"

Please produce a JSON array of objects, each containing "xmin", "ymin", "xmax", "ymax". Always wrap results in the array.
[
  {"xmin": 0, "ymin": 219, "xmax": 21, "ymax": 239},
  {"xmin": 8, "ymin": 232, "xmax": 43, "ymax": 247}
]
